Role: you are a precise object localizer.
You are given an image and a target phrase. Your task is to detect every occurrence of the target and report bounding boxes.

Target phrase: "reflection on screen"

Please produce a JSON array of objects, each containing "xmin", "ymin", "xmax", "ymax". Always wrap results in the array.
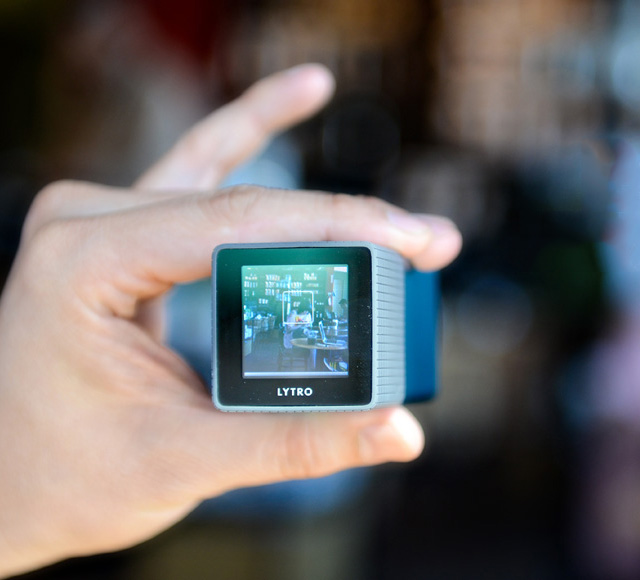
[{"xmin": 241, "ymin": 264, "xmax": 349, "ymax": 378}]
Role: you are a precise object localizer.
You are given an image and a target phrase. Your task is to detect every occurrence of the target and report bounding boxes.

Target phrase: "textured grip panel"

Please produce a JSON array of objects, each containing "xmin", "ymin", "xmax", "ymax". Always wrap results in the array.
[{"xmin": 370, "ymin": 246, "xmax": 406, "ymax": 406}]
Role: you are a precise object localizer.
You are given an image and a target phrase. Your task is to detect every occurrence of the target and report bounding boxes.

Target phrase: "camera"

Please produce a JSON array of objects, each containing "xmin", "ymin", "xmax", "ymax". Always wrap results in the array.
[{"xmin": 212, "ymin": 242, "xmax": 439, "ymax": 412}]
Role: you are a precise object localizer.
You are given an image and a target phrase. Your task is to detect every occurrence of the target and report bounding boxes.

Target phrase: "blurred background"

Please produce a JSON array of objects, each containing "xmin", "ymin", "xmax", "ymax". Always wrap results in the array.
[{"xmin": 3, "ymin": 0, "xmax": 640, "ymax": 579}]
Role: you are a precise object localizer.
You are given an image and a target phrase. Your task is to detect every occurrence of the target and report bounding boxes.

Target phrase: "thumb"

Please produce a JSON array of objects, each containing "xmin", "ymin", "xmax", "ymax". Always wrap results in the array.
[{"xmin": 166, "ymin": 406, "xmax": 425, "ymax": 498}]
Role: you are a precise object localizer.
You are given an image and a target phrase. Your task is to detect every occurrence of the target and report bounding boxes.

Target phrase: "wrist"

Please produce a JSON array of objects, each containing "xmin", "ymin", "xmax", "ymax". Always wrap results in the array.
[
  {"xmin": 0, "ymin": 523, "xmax": 51, "ymax": 578},
  {"xmin": 0, "ymin": 454, "xmax": 67, "ymax": 578}
]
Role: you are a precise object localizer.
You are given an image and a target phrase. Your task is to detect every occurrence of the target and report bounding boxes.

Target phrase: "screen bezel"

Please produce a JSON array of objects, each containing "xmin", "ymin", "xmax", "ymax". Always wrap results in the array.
[{"xmin": 214, "ymin": 245, "xmax": 373, "ymax": 408}]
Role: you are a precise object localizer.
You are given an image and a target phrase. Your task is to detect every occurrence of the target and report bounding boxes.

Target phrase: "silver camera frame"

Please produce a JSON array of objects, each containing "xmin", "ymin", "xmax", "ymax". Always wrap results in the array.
[{"xmin": 212, "ymin": 242, "xmax": 406, "ymax": 412}]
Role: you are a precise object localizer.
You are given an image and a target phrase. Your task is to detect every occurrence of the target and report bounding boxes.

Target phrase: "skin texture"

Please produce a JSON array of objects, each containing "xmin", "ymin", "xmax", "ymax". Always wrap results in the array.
[{"xmin": 0, "ymin": 65, "xmax": 462, "ymax": 577}]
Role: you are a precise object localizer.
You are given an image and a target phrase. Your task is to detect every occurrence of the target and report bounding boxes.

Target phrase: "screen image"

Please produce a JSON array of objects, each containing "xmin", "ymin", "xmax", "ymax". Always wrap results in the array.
[{"xmin": 241, "ymin": 264, "xmax": 349, "ymax": 378}]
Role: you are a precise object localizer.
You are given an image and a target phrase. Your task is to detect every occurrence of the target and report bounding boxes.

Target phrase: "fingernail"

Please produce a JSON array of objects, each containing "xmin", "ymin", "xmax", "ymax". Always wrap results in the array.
[
  {"xmin": 283, "ymin": 63, "xmax": 330, "ymax": 78},
  {"xmin": 359, "ymin": 409, "xmax": 425, "ymax": 464},
  {"xmin": 284, "ymin": 63, "xmax": 311, "ymax": 76},
  {"xmin": 410, "ymin": 215, "xmax": 463, "ymax": 270},
  {"xmin": 387, "ymin": 210, "xmax": 432, "ymax": 236},
  {"xmin": 413, "ymin": 214, "xmax": 459, "ymax": 236},
  {"xmin": 283, "ymin": 63, "xmax": 335, "ymax": 95}
]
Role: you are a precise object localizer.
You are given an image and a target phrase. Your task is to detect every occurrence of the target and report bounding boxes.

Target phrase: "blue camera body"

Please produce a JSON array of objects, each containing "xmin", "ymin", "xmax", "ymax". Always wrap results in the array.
[{"xmin": 404, "ymin": 268, "xmax": 439, "ymax": 403}]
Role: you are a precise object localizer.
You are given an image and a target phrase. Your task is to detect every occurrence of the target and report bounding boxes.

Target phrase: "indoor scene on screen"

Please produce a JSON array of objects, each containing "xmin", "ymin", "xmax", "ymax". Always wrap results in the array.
[{"xmin": 242, "ymin": 264, "xmax": 349, "ymax": 378}]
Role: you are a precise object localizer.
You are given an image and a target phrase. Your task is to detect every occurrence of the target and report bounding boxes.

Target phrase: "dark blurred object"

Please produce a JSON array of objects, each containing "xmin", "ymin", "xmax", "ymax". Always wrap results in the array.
[
  {"xmin": 0, "ymin": 152, "xmax": 44, "ymax": 286},
  {"xmin": 563, "ymin": 136, "xmax": 640, "ymax": 580},
  {"xmin": 0, "ymin": 1, "xmax": 66, "ymax": 152},
  {"xmin": 0, "ymin": 2, "xmax": 68, "ymax": 284},
  {"xmin": 321, "ymin": 95, "xmax": 400, "ymax": 186},
  {"xmin": 381, "ymin": 150, "xmax": 504, "ymax": 243}
]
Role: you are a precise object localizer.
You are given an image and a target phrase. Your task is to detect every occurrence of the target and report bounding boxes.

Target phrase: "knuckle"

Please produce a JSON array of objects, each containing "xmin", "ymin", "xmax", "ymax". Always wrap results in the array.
[
  {"xmin": 36, "ymin": 179, "xmax": 78, "ymax": 204},
  {"xmin": 23, "ymin": 180, "xmax": 81, "ymax": 240},
  {"xmin": 175, "ymin": 126, "xmax": 217, "ymax": 167},
  {"xmin": 20, "ymin": 217, "xmax": 91, "ymax": 289},
  {"xmin": 329, "ymin": 192, "xmax": 387, "ymax": 218},
  {"xmin": 205, "ymin": 185, "xmax": 264, "ymax": 225},
  {"xmin": 328, "ymin": 193, "xmax": 354, "ymax": 216},
  {"xmin": 174, "ymin": 135, "xmax": 199, "ymax": 166},
  {"xmin": 220, "ymin": 184, "xmax": 263, "ymax": 206},
  {"xmin": 24, "ymin": 220, "xmax": 75, "ymax": 270}
]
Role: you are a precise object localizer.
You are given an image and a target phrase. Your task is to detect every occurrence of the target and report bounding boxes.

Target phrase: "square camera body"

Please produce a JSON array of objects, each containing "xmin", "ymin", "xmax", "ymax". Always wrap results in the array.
[{"xmin": 212, "ymin": 242, "xmax": 438, "ymax": 412}]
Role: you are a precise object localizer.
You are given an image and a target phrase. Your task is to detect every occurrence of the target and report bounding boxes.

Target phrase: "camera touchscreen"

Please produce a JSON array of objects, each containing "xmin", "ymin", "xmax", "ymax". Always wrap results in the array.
[{"xmin": 241, "ymin": 264, "xmax": 349, "ymax": 379}]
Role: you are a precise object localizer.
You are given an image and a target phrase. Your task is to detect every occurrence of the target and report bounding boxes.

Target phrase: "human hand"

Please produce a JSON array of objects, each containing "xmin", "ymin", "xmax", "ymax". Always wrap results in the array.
[{"xmin": 0, "ymin": 65, "xmax": 462, "ymax": 577}]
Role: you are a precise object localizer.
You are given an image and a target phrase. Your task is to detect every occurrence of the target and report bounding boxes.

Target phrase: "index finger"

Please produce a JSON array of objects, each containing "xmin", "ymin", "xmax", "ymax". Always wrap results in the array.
[
  {"xmin": 65, "ymin": 186, "xmax": 461, "ymax": 316},
  {"xmin": 136, "ymin": 64, "xmax": 335, "ymax": 191}
]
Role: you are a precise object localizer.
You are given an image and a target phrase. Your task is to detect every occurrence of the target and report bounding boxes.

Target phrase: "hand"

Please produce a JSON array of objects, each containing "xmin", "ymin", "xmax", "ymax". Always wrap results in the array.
[{"xmin": 0, "ymin": 65, "xmax": 462, "ymax": 577}]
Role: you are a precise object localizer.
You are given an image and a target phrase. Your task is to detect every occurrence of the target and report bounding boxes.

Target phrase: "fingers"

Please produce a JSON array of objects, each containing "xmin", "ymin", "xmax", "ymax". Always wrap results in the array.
[
  {"xmin": 165, "ymin": 406, "xmax": 424, "ymax": 498},
  {"xmin": 23, "ymin": 65, "xmax": 335, "ymax": 238},
  {"xmin": 63, "ymin": 186, "xmax": 461, "ymax": 316},
  {"xmin": 22, "ymin": 181, "xmax": 180, "ymax": 242},
  {"xmin": 408, "ymin": 215, "xmax": 463, "ymax": 271},
  {"xmin": 136, "ymin": 64, "xmax": 335, "ymax": 191}
]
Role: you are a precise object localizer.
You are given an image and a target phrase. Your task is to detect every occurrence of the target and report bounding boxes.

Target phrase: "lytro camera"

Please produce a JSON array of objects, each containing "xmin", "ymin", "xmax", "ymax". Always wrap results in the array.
[{"xmin": 212, "ymin": 242, "xmax": 439, "ymax": 412}]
